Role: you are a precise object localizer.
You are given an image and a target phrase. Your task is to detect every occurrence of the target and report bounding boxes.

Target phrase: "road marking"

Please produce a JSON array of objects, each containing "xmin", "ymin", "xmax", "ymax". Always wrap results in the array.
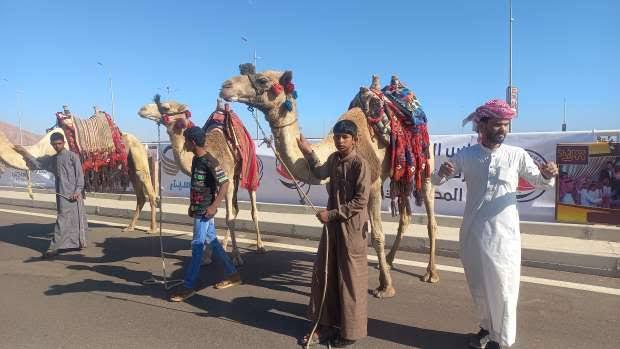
[{"xmin": 2, "ymin": 207, "xmax": 619, "ymax": 296}]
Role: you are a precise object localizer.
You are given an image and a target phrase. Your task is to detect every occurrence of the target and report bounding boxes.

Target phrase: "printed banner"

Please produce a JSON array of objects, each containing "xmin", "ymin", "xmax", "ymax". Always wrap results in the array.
[
  {"xmin": 556, "ymin": 141, "xmax": 620, "ymax": 225},
  {"xmin": 2, "ymin": 130, "xmax": 618, "ymax": 222}
]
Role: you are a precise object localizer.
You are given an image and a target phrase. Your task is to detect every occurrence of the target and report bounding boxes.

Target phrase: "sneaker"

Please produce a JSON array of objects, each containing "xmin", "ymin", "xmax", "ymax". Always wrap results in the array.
[
  {"xmin": 169, "ymin": 285, "xmax": 196, "ymax": 302},
  {"xmin": 469, "ymin": 328, "xmax": 490, "ymax": 349},
  {"xmin": 214, "ymin": 272, "xmax": 241, "ymax": 289},
  {"xmin": 486, "ymin": 341, "xmax": 501, "ymax": 349}
]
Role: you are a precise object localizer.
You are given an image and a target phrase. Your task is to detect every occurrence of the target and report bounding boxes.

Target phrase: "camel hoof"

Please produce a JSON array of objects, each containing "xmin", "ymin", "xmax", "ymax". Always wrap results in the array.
[
  {"xmin": 256, "ymin": 246, "xmax": 267, "ymax": 254},
  {"xmin": 372, "ymin": 286, "xmax": 396, "ymax": 299},
  {"xmin": 231, "ymin": 251, "xmax": 244, "ymax": 267},
  {"xmin": 121, "ymin": 226, "xmax": 135, "ymax": 232},
  {"xmin": 374, "ymin": 263, "xmax": 392, "ymax": 271},
  {"xmin": 421, "ymin": 271, "xmax": 440, "ymax": 283}
]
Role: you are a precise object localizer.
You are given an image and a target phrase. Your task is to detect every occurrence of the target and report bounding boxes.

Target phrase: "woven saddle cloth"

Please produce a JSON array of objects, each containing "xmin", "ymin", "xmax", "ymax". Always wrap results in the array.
[{"xmin": 72, "ymin": 112, "xmax": 116, "ymax": 154}]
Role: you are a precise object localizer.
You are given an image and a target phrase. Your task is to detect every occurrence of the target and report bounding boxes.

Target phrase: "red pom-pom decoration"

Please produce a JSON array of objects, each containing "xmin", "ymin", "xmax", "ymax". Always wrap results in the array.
[
  {"xmin": 162, "ymin": 114, "xmax": 171, "ymax": 125},
  {"xmin": 271, "ymin": 83, "xmax": 284, "ymax": 95},
  {"xmin": 284, "ymin": 82, "xmax": 295, "ymax": 94}
]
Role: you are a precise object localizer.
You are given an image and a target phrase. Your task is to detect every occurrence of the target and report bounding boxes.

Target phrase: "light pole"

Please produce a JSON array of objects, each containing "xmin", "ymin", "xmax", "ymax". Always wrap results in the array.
[
  {"xmin": 242, "ymin": 36, "xmax": 262, "ymax": 140},
  {"xmin": 158, "ymin": 85, "xmax": 179, "ymax": 99},
  {"xmin": 562, "ymin": 98, "xmax": 567, "ymax": 131},
  {"xmin": 97, "ymin": 62, "xmax": 115, "ymax": 119},
  {"xmin": 16, "ymin": 89, "xmax": 23, "ymax": 145},
  {"xmin": 506, "ymin": 0, "xmax": 516, "ymax": 132}
]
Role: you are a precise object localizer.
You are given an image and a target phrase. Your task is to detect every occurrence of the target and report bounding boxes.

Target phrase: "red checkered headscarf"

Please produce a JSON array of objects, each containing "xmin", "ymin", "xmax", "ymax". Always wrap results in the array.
[{"xmin": 462, "ymin": 99, "xmax": 516, "ymax": 131}]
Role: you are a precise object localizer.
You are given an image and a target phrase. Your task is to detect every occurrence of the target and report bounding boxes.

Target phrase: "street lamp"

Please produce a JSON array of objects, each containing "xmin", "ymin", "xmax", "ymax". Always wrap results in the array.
[
  {"xmin": 158, "ymin": 85, "xmax": 179, "ymax": 99},
  {"xmin": 241, "ymin": 36, "xmax": 262, "ymax": 140},
  {"xmin": 506, "ymin": 0, "xmax": 517, "ymax": 132},
  {"xmin": 15, "ymin": 89, "xmax": 23, "ymax": 145},
  {"xmin": 97, "ymin": 62, "xmax": 115, "ymax": 119}
]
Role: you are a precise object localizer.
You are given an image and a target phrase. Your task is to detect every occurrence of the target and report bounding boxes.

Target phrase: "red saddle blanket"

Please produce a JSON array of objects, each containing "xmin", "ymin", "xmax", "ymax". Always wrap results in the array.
[{"xmin": 203, "ymin": 105, "xmax": 260, "ymax": 192}]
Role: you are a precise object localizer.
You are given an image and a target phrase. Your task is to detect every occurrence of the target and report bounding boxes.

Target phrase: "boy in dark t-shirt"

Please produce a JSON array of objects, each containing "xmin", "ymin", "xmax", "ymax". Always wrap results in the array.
[{"xmin": 170, "ymin": 127, "xmax": 241, "ymax": 302}]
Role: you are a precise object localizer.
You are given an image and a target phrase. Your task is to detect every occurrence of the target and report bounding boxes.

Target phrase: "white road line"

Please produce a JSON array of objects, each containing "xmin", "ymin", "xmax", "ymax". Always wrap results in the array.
[{"xmin": 2, "ymin": 207, "xmax": 619, "ymax": 296}]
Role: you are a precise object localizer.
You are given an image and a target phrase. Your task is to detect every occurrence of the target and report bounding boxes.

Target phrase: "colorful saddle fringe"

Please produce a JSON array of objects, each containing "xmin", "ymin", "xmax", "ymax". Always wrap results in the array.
[{"xmin": 353, "ymin": 77, "xmax": 431, "ymax": 214}]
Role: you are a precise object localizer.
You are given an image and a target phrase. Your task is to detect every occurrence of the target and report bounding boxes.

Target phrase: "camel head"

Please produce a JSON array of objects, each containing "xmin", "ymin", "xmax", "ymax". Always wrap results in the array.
[
  {"xmin": 138, "ymin": 97, "xmax": 193, "ymax": 137},
  {"xmin": 349, "ymin": 75, "xmax": 384, "ymax": 119},
  {"xmin": 219, "ymin": 64, "xmax": 296, "ymax": 125}
]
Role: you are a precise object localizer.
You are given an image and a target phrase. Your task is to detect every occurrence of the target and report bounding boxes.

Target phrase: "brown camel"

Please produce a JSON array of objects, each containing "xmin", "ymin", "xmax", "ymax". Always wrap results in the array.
[
  {"xmin": 137, "ymin": 99, "xmax": 264, "ymax": 266},
  {"xmin": 0, "ymin": 122, "xmax": 159, "ymax": 234},
  {"xmin": 219, "ymin": 68, "xmax": 439, "ymax": 298}
]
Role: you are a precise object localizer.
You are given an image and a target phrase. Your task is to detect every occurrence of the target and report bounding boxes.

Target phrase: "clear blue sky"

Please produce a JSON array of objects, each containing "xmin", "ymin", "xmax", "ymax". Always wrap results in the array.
[{"xmin": 1, "ymin": 0, "xmax": 618, "ymax": 141}]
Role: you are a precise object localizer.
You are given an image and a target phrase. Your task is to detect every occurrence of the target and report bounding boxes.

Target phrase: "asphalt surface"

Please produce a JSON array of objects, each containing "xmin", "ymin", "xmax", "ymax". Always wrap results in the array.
[{"xmin": 0, "ymin": 204, "xmax": 618, "ymax": 349}]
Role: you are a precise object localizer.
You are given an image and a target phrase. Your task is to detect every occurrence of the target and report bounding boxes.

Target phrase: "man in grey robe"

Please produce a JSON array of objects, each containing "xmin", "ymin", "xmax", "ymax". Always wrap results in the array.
[{"xmin": 41, "ymin": 132, "xmax": 88, "ymax": 258}]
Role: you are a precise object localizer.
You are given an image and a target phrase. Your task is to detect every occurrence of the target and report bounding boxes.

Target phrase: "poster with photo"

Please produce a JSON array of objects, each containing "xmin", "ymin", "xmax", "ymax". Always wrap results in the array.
[{"xmin": 556, "ymin": 142, "xmax": 620, "ymax": 225}]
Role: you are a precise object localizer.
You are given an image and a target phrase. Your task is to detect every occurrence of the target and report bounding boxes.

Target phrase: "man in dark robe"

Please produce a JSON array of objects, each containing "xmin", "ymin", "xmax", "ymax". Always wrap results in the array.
[
  {"xmin": 42, "ymin": 132, "xmax": 88, "ymax": 258},
  {"xmin": 297, "ymin": 120, "xmax": 370, "ymax": 348}
]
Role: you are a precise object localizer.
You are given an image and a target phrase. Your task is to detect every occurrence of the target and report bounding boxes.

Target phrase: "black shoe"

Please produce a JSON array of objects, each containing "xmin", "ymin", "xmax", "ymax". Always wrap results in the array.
[
  {"xmin": 330, "ymin": 336, "xmax": 356, "ymax": 348},
  {"xmin": 169, "ymin": 285, "xmax": 196, "ymax": 302},
  {"xmin": 486, "ymin": 341, "xmax": 501, "ymax": 349},
  {"xmin": 42, "ymin": 249, "xmax": 60, "ymax": 259},
  {"xmin": 469, "ymin": 328, "xmax": 490, "ymax": 348}
]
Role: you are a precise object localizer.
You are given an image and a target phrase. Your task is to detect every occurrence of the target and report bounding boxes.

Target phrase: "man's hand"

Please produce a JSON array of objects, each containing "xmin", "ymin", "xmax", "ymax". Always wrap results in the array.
[
  {"xmin": 438, "ymin": 161, "xmax": 456, "ymax": 178},
  {"xmin": 188, "ymin": 207, "xmax": 194, "ymax": 218},
  {"xmin": 204, "ymin": 205, "xmax": 218, "ymax": 219},
  {"xmin": 70, "ymin": 193, "xmax": 81, "ymax": 201},
  {"xmin": 540, "ymin": 161, "xmax": 559, "ymax": 179},
  {"xmin": 297, "ymin": 134, "xmax": 313, "ymax": 156},
  {"xmin": 316, "ymin": 210, "xmax": 329, "ymax": 224}
]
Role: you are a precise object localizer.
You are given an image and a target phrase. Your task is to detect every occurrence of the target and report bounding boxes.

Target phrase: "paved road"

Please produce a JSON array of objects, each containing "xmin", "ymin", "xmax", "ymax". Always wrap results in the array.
[{"xmin": 0, "ymin": 204, "xmax": 618, "ymax": 349}]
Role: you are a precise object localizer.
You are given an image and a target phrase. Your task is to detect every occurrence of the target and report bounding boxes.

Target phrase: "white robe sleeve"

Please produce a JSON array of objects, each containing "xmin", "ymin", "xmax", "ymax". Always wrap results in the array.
[
  {"xmin": 431, "ymin": 149, "xmax": 465, "ymax": 186},
  {"xmin": 518, "ymin": 149, "xmax": 555, "ymax": 189}
]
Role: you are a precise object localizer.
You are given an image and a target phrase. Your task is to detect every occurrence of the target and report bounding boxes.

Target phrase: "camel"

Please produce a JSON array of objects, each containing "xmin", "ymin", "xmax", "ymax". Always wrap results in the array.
[
  {"xmin": 0, "ymin": 120, "xmax": 159, "ymax": 234},
  {"xmin": 137, "ymin": 98, "xmax": 264, "ymax": 266},
  {"xmin": 219, "ymin": 68, "xmax": 439, "ymax": 298}
]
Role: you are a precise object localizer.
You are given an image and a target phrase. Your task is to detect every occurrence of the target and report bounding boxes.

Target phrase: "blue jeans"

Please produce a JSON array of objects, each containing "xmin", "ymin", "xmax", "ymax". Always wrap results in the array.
[{"xmin": 184, "ymin": 216, "xmax": 237, "ymax": 288}]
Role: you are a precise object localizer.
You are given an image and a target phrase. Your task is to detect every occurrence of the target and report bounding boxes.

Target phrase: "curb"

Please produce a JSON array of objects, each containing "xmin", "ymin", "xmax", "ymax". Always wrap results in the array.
[{"xmin": 1, "ymin": 195, "xmax": 617, "ymax": 278}]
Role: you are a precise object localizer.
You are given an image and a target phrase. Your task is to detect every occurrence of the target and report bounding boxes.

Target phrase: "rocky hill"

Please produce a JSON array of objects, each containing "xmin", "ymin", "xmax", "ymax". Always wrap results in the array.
[{"xmin": 0, "ymin": 121, "xmax": 41, "ymax": 145}]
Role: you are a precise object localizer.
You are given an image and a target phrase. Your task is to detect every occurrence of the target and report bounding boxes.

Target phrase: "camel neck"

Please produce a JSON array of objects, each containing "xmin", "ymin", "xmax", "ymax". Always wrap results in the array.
[{"xmin": 267, "ymin": 108, "xmax": 304, "ymax": 173}]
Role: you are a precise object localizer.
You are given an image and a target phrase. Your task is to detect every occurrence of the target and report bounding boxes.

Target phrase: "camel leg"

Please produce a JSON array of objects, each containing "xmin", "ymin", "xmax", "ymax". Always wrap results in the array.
[
  {"xmin": 420, "ymin": 178, "xmax": 439, "ymax": 283},
  {"xmin": 249, "ymin": 190, "xmax": 266, "ymax": 254},
  {"xmin": 369, "ymin": 180, "xmax": 395, "ymax": 299},
  {"xmin": 123, "ymin": 173, "xmax": 146, "ymax": 233},
  {"xmin": 386, "ymin": 200, "xmax": 410, "ymax": 267},
  {"xmin": 224, "ymin": 182, "xmax": 243, "ymax": 266},
  {"xmin": 144, "ymin": 177, "xmax": 158, "ymax": 234}
]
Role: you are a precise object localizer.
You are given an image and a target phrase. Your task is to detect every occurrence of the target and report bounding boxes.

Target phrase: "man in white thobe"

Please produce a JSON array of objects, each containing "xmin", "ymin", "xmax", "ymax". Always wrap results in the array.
[{"xmin": 432, "ymin": 99, "xmax": 558, "ymax": 349}]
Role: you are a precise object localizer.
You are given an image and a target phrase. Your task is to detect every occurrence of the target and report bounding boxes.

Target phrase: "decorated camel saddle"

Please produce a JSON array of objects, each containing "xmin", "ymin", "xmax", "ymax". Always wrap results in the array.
[
  {"xmin": 54, "ymin": 106, "xmax": 128, "ymax": 192},
  {"xmin": 350, "ymin": 75, "xmax": 431, "ymax": 210},
  {"xmin": 202, "ymin": 101, "xmax": 260, "ymax": 192},
  {"xmin": 151, "ymin": 94, "xmax": 260, "ymax": 192}
]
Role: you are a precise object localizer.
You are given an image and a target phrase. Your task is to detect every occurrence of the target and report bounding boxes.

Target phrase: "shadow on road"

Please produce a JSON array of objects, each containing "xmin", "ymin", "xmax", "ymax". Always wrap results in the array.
[{"xmin": 2, "ymin": 222, "xmax": 468, "ymax": 348}]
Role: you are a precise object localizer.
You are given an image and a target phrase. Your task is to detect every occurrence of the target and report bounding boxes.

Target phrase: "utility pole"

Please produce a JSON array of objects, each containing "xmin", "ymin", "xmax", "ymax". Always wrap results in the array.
[
  {"xmin": 16, "ymin": 89, "xmax": 23, "ymax": 145},
  {"xmin": 97, "ymin": 62, "xmax": 115, "ymax": 119},
  {"xmin": 242, "ymin": 36, "xmax": 262, "ymax": 140},
  {"xmin": 562, "ymin": 98, "xmax": 567, "ymax": 131},
  {"xmin": 506, "ymin": 0, "xmax": 516, "ymax": 132},
  {"xmin": 158, "ymin": 85, "xmax": 178, "ymax": 99}
]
